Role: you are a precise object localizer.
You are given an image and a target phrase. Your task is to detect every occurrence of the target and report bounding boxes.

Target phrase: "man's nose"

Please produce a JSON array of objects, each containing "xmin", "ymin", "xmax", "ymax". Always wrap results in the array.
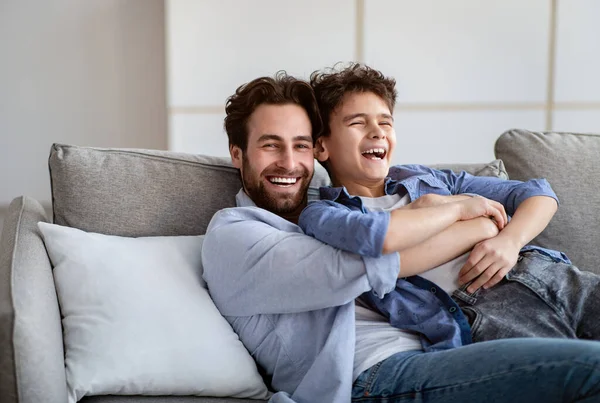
[{"xmin": 276, "ymin": 148, "xmax": 296, "ymax": 170}]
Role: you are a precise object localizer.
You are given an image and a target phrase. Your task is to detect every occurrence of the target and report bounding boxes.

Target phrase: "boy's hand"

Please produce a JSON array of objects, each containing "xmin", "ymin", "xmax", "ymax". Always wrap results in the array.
[
  {"xmin": 458, "ymin": 233, "xmax": 521, "ymax": 293},
  {"xmin": 457, "ymin": 196, "xmax": 507, "ymax": 230}
]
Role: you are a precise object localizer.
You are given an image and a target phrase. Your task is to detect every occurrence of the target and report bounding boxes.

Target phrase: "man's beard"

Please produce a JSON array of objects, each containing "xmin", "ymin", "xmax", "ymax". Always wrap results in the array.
[{"xmin": 241, "ymin": 156, "xmax": 313, "ymax": 215}]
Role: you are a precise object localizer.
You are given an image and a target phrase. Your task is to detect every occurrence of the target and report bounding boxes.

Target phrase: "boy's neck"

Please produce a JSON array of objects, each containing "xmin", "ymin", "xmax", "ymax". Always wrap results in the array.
[{"xmin": 334, "ymin": 180, "xmax": 387, "ymax": 198}]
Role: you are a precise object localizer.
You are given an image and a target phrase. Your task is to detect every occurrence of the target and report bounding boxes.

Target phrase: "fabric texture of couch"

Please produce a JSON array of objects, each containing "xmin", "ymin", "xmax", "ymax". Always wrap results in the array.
[
  {"xmin": 1, "ymin": 128, "xmax": 598, "ymax": 402},
  {"xmin": 495, "ymin": 129, "xmax": 600, "ymax": 273}
]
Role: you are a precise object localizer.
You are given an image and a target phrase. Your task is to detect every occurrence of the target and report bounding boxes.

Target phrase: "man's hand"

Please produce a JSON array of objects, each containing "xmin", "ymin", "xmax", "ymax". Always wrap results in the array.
[{"xmin": 458, "ymin": 233, "xmax": 521, "ymax": 293}]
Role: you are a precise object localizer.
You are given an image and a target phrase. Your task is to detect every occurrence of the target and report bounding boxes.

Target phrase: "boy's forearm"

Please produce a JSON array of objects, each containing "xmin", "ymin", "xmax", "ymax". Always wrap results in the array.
[
  {"xmin": 382, "ymin": 202, "xmax": 463, "ymax": 254},
  {"xmin": 496, "ymin": 196, "xmax": 558, "ymax": 249},
  {"xmin": 398, "ymin": 217, "xmax": 499, "ymax": 277}
]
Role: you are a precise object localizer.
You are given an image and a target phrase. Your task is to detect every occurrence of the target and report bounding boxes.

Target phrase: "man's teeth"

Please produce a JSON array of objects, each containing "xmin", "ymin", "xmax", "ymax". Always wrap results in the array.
[{"xmin": 269, "ymin": 177, "xmax": 297, "ymax": 184}]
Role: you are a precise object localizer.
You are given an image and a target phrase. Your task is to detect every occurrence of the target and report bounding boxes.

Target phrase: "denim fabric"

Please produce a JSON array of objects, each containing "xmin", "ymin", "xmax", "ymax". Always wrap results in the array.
[
  {"xmin": 453, "ymin": 250, "xmax": 600, "ymax": 341},
  {"xmin": 298, "ymin": 164, "xmax": 568, "ymax": 357},
  {"xmin": 312, "ymin": 164, "xmax": 569, "ymax": 264},
  {"xmin": 359, "ymin": 276, "xmax": 471, "ymax": 353},
  {"xmin": 319, "ymin": 164, "xmax": 559, "ymax": 218},
  {"xmin": 351, "ymin": 338, "xmax": 600, "ymax": 402}
]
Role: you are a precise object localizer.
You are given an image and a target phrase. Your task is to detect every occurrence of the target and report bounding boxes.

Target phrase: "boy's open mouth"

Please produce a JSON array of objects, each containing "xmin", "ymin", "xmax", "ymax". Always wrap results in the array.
[{"xmin": 361, "ymin": 148, "xmax": 387, "ymax": 160}]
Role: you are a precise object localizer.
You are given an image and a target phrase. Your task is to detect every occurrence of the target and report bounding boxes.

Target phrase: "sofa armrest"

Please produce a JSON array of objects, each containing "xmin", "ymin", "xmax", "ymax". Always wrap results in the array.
[{"xmin": 0, "ymin": 197, "xmax": 67, "ymax": 403}]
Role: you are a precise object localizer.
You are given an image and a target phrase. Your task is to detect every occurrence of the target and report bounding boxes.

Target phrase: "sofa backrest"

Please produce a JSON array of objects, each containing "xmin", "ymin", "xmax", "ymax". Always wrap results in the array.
[
  {"xmin": 49, "ymin": 144, "xmax": 507, "ymax": 237},
  {"xmin": 495, "ymin": 129, "xmax": 600, "ymax": 273},
  {"xmin": 49, "ymin": 144, "xmax": 333, "ymax": 237}
]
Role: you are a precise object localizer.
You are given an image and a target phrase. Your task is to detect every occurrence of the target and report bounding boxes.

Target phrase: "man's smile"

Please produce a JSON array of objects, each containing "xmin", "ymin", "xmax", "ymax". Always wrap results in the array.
[{"xmin": 265, "ymin": 175, "xmax": 302, "ymax": 188}]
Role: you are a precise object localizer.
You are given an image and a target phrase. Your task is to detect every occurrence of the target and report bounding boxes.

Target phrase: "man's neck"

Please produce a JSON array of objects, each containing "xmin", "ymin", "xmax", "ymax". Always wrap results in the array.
[
  {"xmin": 278, "ymin": 199, "xmax": 307, "ymax": 224},
  {"xmin": 279, "ymin": 211, "xmax": 302, "ymax": 225}
]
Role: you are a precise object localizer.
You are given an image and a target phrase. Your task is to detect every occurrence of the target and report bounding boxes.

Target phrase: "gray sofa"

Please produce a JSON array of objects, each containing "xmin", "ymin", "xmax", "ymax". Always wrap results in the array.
[{"xmin": 1, "ymin": 128, "xmax": 599, "ymax": 403}]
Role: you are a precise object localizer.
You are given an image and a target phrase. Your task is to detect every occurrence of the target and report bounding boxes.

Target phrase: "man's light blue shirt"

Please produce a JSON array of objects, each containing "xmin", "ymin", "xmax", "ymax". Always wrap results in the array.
[{"xmin": 202, "ymin": 190, "xmax": 401, "ymax": 403}]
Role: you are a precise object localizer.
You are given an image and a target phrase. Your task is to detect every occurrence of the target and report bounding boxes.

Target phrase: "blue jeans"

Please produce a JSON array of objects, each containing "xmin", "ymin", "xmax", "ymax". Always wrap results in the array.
[
  {"xmin": 453, "ymin": 250, "xmax": 600, "ymax": 341},
  {"xmin": 352, "ymin": 338, "xmax": 600, "ymax": 402}
]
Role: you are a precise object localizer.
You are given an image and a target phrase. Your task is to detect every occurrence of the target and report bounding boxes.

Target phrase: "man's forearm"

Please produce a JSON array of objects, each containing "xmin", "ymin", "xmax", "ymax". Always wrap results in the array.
[
  {"xmin": 399, "ymin": 217, "xmax": 499, "ymax": 277},
  {"xmin": 204, "ymin": 208, "xmax": 400, "ymax": 316}
]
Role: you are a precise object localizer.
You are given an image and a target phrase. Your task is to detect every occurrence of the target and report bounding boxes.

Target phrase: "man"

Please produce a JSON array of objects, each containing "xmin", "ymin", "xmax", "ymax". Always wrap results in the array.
[{"xmin": 202, "ymin": 71, "xmax": 600, "ymax": 403}]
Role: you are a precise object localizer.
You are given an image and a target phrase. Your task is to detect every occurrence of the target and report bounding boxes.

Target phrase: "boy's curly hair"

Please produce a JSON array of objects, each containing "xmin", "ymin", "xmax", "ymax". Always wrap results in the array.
[{"xmin": 309, "ymin": 63, "xmax": 397, "ymax": 142}]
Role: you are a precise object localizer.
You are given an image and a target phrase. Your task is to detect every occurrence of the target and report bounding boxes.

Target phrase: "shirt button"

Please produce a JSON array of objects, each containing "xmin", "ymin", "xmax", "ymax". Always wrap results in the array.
[
  {"xmin": 449, "ymin": 307, "xmax": 457, "ymax": 313},
  {"xmin": 430, "ymin": 287, "xmax": 437, "ymax": 294}
]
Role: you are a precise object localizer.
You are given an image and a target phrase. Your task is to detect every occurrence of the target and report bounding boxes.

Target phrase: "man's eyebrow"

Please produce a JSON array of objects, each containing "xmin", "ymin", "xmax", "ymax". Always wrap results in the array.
[
  {"xmin": 257, "ymin": 134, "xmax": 313, "ymax": 142},
  {"xmin": 294, "ymin": 135, "xmax": 313, "ymax": 143},
  {"xmin": 342, "ymin": 113, "xmax": 394, "ymax": 122},
  {"xmin": 257, "ymin": 134, "xmax": 282, "ymax": 142}
]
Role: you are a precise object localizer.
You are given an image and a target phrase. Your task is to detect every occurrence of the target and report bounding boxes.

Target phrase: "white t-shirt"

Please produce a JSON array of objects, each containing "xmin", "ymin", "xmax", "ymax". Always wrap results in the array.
[{"xmin": 353, "ymin": 193, "xmax": 468, "ymax": 379}]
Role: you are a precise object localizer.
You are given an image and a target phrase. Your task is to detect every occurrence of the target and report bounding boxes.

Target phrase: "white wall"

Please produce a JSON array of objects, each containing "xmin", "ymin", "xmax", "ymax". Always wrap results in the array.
[
  {"xmin": 0, "ymin": 0, "xmax": 168, "ymax": 207},
  {"xmin": 167, "ymin": 0, "xmax": 600, "ymax": 165}
]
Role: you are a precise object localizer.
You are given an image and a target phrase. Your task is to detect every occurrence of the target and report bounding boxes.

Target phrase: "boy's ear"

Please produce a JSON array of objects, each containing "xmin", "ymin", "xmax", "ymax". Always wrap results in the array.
[
  {"xmin": 230, "ymin": 145, "xmax": 243, "ymax": 169},
  {"xmin": 314, "ymin": 137, "xmax": 329, "ymax": 163}
]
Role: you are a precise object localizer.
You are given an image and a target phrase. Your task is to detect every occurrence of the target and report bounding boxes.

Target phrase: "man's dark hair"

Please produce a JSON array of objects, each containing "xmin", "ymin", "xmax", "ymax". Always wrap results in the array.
[
  {"xmin": 309, "ymin": 63, "xmax": 397, "ymax": 142},
  {"xmin": 224, "ymin": 71, "xmax": 322, "ymax": 151}
]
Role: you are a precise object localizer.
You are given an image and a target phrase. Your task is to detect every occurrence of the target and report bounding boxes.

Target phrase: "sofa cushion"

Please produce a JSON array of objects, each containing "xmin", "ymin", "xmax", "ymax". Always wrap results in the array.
[
  {"xmin": 38, "ymin": 222, "xmax": 270, "ymax": 402},
  {"xmin": 0, "ymin": 197, "xmax": 67, "ymax": 403},
  {"xmin": 495, "ymin": 129, "xmax": 600, "ymax": 273},
  {"xmin": 81, "ymin": 396, "xmax": 265, "ymax": 403},
  {"xmin": 49, "ymin": 144, "xmax": 330, "ymax": 237},
  {"xmin": 431, "ymin": 159, "xmax": 508, "ymax": 180}
]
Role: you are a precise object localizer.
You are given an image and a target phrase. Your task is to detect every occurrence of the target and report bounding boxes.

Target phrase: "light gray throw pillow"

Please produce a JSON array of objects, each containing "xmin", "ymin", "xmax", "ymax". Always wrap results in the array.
[{"xmin": 38, "ymin": 222, "xmax": 270, "ymax": 403}]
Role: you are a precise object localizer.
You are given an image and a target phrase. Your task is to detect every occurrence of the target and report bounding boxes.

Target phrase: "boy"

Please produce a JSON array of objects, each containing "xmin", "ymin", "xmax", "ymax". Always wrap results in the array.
[{"xmin": 299, "ymin": 63, "xmax": 600, "ymax": 353}]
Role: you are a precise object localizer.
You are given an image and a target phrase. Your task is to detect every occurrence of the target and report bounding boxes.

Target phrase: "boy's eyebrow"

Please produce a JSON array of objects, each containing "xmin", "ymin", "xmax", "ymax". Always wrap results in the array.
[
  {"xmin": 342, "ymin": 113, "xmax": 394, "ymax": 122},
  {"xmin": 342, "ymin": 113, "xmax": 367, "ymax": 122},
  {"xmin": 257, "ymin": 134, "xmax": 312, "ymax": 142}
]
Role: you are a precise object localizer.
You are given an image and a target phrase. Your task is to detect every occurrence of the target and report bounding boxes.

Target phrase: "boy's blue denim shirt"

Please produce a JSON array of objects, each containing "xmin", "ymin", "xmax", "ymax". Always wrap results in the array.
[
  {"xmin": 298, "ymin": 164, "xmax": 570, "ymax": 357},
  {"xmin": 300, "ymin": 164, "xmax": 570, "ymax": 263}
]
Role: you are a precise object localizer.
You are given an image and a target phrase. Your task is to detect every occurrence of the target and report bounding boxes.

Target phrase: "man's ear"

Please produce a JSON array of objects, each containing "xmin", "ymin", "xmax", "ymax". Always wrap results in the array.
[
  {"xmin": 314, "ymin": 137, "xmax": 329, "ymax": 163},
  {"xmin": 230, "ymin": 145, "xmax": 243, "ymax": 169}
]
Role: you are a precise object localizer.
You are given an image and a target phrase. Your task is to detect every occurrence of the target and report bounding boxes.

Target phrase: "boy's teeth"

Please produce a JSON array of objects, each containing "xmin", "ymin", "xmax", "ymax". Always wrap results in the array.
[
  {"xmin": 362, "ymin": 148, "xmax": 386, "ymax": 155},
  {"xmin": 362, "ymin": 148, "xmax": 386, "ymax": 159}
]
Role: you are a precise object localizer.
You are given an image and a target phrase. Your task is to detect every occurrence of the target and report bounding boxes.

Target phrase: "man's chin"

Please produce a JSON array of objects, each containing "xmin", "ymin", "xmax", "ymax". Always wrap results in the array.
[
  {"xmin": 242, "ymin": 175, "xmax": 310, "ymax": 215},
  {"xmin": 265, "ymin": 195, "xmax": 305, "ymax": 215}
]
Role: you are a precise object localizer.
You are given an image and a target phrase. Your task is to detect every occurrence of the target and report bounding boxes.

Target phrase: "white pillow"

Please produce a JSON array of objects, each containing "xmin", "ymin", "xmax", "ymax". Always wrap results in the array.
[{"xmin": 38, "ymin": 222, "xmax": 270, "ymax": 403}]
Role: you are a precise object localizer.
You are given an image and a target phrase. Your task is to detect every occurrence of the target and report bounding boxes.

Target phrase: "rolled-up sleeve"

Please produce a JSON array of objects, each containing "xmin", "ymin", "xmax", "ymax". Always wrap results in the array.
[
  {"xmin": 298, "ymin": 200, "xmax": 390, "ymax": 258},
  {"xmin": 426, "ymin": 167, "xmax": 559, "ymax": 216}
]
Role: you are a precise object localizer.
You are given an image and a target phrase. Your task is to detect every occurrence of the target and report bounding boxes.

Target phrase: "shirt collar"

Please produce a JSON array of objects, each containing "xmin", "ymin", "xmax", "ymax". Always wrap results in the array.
[
  {"xmin": 319, "ymin": 176, "xmax": 401, "ymax": 201},
  {"xmin": 235, "ymin": 189, "xmax": 257, "ymax": 207}
]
